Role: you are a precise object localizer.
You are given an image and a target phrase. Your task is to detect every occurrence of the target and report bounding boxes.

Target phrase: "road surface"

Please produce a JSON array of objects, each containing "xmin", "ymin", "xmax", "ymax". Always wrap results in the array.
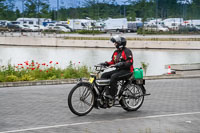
[{"xmin": 0, "ymin": 78, "xmax": 200, "ymax": 133}]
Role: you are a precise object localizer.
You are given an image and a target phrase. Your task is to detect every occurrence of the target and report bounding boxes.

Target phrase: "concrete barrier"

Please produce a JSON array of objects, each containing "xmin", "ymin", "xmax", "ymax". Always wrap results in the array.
[
  {"xmin": 165, "ymin": 63, "xmax": 200, "ymax": 75},
  {"xmin": 1, "ymin": 36, "xmax": 200, "ymax": 50}
]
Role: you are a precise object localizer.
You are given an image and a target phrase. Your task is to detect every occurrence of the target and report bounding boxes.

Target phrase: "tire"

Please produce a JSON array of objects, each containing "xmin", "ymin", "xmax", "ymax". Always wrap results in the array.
[
  {"xmin": 68, "ymin": 83, "xmax": 95, "ymax": 116},
  {"xmin": 120, "ymin": 83, "xmax": 144, "ymax": 111}
]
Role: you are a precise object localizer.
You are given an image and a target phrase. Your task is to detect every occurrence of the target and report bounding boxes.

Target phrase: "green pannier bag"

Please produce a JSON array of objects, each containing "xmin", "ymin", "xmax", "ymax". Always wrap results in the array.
[{"xmin": 134, "ymin": 68, "xmax": 143, "ymax": 79}]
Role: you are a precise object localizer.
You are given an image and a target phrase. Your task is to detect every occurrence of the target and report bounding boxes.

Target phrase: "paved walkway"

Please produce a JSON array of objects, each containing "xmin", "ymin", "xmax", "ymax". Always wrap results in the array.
[
  {"xmin": 0, "ymin": 78, "xmax": 200, "ymax": 133},
  {"xmin": 1, "ymin": 32, "xmax": 200, "ymax": 38}
]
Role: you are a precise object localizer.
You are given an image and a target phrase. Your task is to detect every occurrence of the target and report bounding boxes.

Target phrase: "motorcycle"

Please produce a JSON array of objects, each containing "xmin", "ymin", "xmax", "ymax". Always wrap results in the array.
[{"xmin": 68, "ymin": 64, "xmax": 150, "ymax": 116}]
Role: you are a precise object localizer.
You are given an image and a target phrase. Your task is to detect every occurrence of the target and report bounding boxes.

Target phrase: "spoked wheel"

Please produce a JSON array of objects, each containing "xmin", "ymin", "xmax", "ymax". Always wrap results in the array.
[
  {"xmin": 120, "ymin": 84, "xmax": 144, "ymax": 111},
  {"xmin": 68, "ymin": 84, "xmax": 95, "ymax": 116}
]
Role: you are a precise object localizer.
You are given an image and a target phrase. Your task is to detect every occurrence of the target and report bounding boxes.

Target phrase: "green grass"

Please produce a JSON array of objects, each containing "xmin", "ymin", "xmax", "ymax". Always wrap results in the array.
[
  {"xmin": 0, "ymin": 61, "xmax": 90, "ymax": 82},
  {"xmin": 42, "ymin": 29, "xmax": 105, "ymax": 34}
]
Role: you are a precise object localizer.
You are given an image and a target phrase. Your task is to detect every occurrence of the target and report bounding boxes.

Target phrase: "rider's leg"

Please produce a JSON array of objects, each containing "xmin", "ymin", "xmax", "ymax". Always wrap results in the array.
[
  {"xmin": 101, "ymin": 70, "xmax": 118, "ymax": 79},
  {"xmin": 110, "ymin": 70, "xmax": 131, "ymax": 98},
  {"xmin": 101, "ymin": 70, "xmax": 117, "ymax": 97}
]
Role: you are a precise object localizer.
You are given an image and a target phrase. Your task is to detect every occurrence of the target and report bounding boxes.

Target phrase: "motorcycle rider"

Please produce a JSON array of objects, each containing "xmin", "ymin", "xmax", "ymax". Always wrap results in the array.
[{"xmin": 100, "ymin": 35, "xmax": 134, "ymax": 101}]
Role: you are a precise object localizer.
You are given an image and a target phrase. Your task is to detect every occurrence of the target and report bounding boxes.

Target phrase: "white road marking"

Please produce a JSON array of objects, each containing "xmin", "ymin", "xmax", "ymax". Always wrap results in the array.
[{"xmin": 1, "ymin": 111, "xmax": 200, "ymax": 133}]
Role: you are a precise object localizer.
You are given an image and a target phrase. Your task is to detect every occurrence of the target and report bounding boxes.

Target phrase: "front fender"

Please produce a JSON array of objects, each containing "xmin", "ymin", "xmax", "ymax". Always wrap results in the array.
[
  {"xmin": 76, "ymin": 81, "xmax": 93, "ymax": 89},
  {"xmin": 76, "ymin": 81, "xmax": 100, "ymax": 98}
]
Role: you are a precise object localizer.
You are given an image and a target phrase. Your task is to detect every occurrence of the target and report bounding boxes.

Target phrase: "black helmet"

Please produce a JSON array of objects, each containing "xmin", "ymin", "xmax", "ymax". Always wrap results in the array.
[{"xmin": 110, "ymin": 35, "xmax": 127, "ymax": 49}]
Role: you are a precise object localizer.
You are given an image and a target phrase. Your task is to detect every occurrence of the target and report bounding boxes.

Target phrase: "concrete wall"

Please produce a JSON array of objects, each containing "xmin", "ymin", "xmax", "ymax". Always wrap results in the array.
[
  {"xmin": 165, "ymin": 63, "xmax": 200, "ymax": 76},
  {"xmin": 1, "ymin": 36, "xmax": 200, "ymax": 50}
]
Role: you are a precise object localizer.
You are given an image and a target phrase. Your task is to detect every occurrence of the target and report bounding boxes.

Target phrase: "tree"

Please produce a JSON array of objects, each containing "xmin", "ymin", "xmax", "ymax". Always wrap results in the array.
[
  {"xmin": 15, "ymin": 8, "xmax": 21, "ymax": 19},
  {"xmin": 4, "ymin": 0, "xmax": 16, "ymax": 20},
  {"xmin": 24, "ymin": 0, "xmax": 50, "ymax": 18},
  {"xmin": 0, "ymin": 0, "xmax": 6, "ymax": 20},
  {"xmin": 190, "ymin": 0, "xmax": 200, "ymax": 19}
]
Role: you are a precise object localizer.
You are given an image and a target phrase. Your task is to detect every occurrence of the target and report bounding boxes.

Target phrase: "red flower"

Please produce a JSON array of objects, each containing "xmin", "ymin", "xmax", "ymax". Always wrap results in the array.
[
  {"xmin": 56, "ymin": 62, "xmax": 59, "ymax": 64},
  {"xmin": 78, "ymin": 62, "xmax": 80, "ymax": 64},
  {"xmin": 49, "ymin": 61, "xmax": 53, "ymax": 64},
  {"xmin": 21, "ymin": 66, "xmax": 24, "ymax": 68},
  {"xmin": 42, "ymin": 63, "xmax": 46, "ymax": 66},
  {"xmin": 32, "ymin": 68, "xmax": 35, "ymax": 70},
  {"xmin": 46, "ymin": 70, "xmax": 48, "ymax": 73},
  {"xmin": 27, "ymin": 67, "xmax": 29, "ymax": 69},
  {"xmin": 46, "ymin": 65, "xmax": 48, "ymax": 66},
  {"xmin": 16, "ymin": 66, "xmax": 18, "ymax": 68},
  {"xmin": 24, "ymin": 61, "xmax": 29, "ymax": 65},
  {"xmin": 36, "ymin": 62, "xmax": 38, "ymax": 64},
  {"xmin": 40, "ymin": 70, "xmax": 42, "ymax": 72}
]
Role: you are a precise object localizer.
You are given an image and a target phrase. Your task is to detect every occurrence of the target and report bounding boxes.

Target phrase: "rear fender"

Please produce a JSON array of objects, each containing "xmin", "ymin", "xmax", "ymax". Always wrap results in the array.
[{"xmin": 131, "ymin": 79, "xmax": 146, "ymax": 94}]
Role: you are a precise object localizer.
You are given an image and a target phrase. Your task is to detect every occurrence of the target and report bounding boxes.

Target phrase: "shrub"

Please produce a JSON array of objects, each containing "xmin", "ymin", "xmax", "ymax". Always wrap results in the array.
[
  {"xmin": 141, "ymin": 62, "xmax": 149, "ymax": 76},
  {"xmin": 6, "ymin": 75, "xmax": 18, "ymax": 82},
  {"xmin": 0, "ymin": 60, "xmax": 91, "ymax": 82},
  {"xmin": 20, "ymin": 74, "xmax": 34, "ymax": 81},
  {"xmin": 0, "ymin": 75, "xmax": 4, "ymax": 82},
  {"xmin": 77, "ymin": 30, "xmax": 104, "ymax": 34}
]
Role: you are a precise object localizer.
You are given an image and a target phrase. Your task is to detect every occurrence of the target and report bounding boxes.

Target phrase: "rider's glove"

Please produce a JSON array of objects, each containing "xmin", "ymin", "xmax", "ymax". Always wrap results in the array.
[
  {"xmin": 100, "ymin": 62, "xmax": 108, "ymax": 66},
  {"xmin": 114, "ymin": 62, "xmax": 124, "ymax": 68}
]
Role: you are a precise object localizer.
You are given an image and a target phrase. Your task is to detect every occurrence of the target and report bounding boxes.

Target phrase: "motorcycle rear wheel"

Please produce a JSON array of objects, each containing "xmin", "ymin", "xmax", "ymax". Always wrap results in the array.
[
  {"xmin": 120, "ymin": 84, "xmax": 144, "ymax": 111},
  {"xmin": 68, "ymin": 84, "xmax": 95, "ymax": 116}
]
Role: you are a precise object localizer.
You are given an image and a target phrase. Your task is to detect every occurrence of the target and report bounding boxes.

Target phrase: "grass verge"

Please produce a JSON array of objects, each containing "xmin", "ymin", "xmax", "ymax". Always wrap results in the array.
[{"xmin": 0, "ymin": 61, "xmax": 90, "ymax": 82}]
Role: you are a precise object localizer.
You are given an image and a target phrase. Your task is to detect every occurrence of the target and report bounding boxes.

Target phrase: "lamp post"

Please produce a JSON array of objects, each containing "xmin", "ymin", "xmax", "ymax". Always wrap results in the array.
[
  {"xmin": 57, "ymin": 0, "xmax": 59, "ymax": 20},
  {"xmin": 37, "ymin": 0, "xmax": 40, "ymax": 34},
  {"xmin": 123, "ymin": 2, "xmax": 127, "ymax": 18},
  {"xmin": 156, "ymin": 0, "xmax": 158, "ymax": 30},
  {"xmin": 22, "ymin": 0, "xmax": 24, "ymax": 24}
]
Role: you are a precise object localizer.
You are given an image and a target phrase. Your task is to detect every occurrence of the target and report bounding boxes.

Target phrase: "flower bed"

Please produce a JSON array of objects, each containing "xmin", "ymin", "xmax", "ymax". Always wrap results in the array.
[{"xmin": 0, "ymin": 60, "xmax": 90, "ymax": 82}]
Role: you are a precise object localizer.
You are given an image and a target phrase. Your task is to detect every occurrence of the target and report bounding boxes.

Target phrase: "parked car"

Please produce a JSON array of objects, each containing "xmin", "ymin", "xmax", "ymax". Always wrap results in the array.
[
  {"xmin": 31, "ymin": 25, "xmax": 42, "ymax": 32},
  {"xmin": 144, "ymin": 25, "xmax": 169, "ymax": 32},
  {"xmin": 46, "ymin": 23, "xmax": 55, "ymax": 29},
  {"xmin": 53, "ymin": 26, "xmax": 71, "ymax": 32},
  {"xmin": 179, "ymin": 25, "xmax": 199, "ymax": 32},
  {"xmin": 22, "ymin": 25, "xmax": 32, "ymax": 32},
  {"xmin": 37, "ymin": 25, "xmax": 48, "ymax": 31},
  {"xmin": 195, "ymin": 25, "xmax": 200, "ymax": 30},
  {"xmin": 55, "ymin": 24, "xmax": 73, "ymax": 32},
  {"xmin": 7, "ymin": 24, "xmax": 22, "ymax": 32}
]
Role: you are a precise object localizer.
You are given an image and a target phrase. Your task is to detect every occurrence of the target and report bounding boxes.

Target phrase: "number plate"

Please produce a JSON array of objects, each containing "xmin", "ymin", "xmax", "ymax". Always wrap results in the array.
[{"xmin": 89, "ymin": 77, "xmax": 94, "ymax": 83}]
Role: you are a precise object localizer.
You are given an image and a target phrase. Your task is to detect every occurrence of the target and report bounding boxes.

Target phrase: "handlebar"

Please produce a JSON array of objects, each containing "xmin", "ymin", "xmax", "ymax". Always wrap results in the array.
[{"xmin": 94, "ymin": 64, "xmax": 116, "ymax": 72}]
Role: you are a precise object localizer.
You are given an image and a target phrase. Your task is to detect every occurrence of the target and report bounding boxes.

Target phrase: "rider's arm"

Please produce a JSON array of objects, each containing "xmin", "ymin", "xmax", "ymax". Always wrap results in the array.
[
  {"xmin": 118, "ymin": 48, "xmax": 133, "ymax": 69},
  {"xmin": 106, "ymin": 51, "xmax": 117, "ymax": 66},
  {"xmin": 124, "ymin": 48, "xmax": 133, "ymax": 67}
]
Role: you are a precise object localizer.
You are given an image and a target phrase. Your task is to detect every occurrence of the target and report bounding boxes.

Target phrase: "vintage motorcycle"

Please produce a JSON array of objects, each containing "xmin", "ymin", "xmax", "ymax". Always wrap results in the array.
[{"xmin": 68, "ymin": 64, "xmax": 150, "ymax": 116}]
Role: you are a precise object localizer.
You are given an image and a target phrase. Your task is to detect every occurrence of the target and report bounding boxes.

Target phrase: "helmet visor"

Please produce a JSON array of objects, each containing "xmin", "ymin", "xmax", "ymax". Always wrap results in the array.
[{"xmin": 110, "ymin": 38, "xmax": 116, "ymax": 43}]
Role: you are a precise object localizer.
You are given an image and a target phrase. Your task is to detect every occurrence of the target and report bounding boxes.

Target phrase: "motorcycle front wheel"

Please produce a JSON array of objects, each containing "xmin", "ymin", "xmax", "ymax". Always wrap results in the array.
[
  {"xmin": 68, "ymin": 84, "xmax": 95, "ymax": 116},
  {"xmin": 120, "ymin": 84, "xmax": 144, "ymax": 111}
]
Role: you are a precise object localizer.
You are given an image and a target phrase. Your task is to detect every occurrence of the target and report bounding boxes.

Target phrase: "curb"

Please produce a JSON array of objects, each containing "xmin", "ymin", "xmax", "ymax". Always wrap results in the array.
[
  {"xmin": 144, "ymin": 74, "xmax": 200, "ymax": 80},
  {"xmin": 0, "ymin": 75, "xmax": 200, "ymax": 88},
  {"xmin": 0, "ymin": 79, "xmax": 77, "ymax": 88}
]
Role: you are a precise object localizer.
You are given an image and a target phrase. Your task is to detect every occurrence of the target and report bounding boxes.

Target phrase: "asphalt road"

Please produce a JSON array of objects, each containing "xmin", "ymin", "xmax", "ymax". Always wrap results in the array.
[{"xmin": 0, "ymin": 78, "xmax": 200, "ymax": 133}]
